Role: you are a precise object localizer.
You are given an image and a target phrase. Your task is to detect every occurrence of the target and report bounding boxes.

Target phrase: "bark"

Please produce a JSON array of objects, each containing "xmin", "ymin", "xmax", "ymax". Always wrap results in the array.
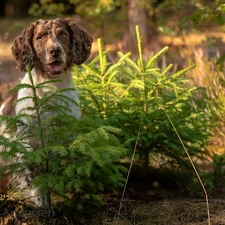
[
  {"xmin": 124, "ymin": 0, "xmax": 153, "ymax": 54},
  {"xmin": 13, "ymin": 0, "xmax": 29, "ymax": 17},
  {"xmin": 5, "ymin": 0, "xmax": 31, "ymax": 18}
]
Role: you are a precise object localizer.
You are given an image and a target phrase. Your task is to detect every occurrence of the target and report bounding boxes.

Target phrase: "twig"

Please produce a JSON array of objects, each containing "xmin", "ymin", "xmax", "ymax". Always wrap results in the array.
[
  {"xmin": 116, "ymin": 115, "xmax": 143, "ymax": 224},
  {"xmin": 163, "ymin": 107, "xmax": 211, "ymax": 225}
]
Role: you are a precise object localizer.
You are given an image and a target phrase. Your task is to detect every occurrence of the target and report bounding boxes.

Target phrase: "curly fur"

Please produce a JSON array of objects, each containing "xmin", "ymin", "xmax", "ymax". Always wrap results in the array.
[{"xmin": 12, "ymin": 18, "xmax": 93, "ymax": 72}]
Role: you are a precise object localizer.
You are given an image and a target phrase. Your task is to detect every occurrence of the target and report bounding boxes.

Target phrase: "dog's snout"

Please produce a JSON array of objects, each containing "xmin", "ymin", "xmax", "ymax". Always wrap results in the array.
[{"xmin": 48, "ymin": 46, "xmax": 61, "ymax": 57}]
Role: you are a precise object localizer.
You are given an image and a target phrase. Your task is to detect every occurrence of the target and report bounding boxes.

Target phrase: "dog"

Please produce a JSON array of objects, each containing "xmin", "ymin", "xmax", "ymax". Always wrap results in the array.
[{"xmin": 0, "ymin": 18, "xmax": 93, "ymax": 206}]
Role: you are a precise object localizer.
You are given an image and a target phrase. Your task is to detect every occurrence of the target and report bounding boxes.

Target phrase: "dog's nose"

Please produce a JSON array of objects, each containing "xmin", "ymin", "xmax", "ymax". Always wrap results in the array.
[{"xmin": 48, "ymin": 46, "xmax": 61, "ymax": 57}]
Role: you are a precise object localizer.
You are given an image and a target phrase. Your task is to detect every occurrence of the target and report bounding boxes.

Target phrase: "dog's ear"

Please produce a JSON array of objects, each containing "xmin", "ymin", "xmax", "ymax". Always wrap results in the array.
[
  {"xmin": 65, "ymin": 19, "xmax": 93, "ymax": 65},
  {"xmin": 11, "ymin": 22, "xmax": 38, "ymax": 72}
]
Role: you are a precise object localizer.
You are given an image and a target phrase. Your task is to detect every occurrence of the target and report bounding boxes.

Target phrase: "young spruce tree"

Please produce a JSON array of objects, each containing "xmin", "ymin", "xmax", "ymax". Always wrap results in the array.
[
  {"xmin": 73, "ymin": 26, "xmax": 211, "ymax": 179},
  {"xmin": 0, "ymin": 66, "xmax": 127, "ymax": 213}
]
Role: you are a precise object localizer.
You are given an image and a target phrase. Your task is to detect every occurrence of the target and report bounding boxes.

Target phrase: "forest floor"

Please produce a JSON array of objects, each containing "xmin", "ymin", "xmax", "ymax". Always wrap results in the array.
[
  {"xmin": 92, "ymin": 194, "xmax": 225, "ymax": 225},
  {"xmin": 1, "ymin": 16, "xmax": 225, "ymax": 224}
]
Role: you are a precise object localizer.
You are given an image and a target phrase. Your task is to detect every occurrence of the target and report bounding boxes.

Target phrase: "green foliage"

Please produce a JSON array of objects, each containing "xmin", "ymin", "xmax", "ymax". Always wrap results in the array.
[
  {"xmin": 28, "ymin": 0, "xmax": 68, "ymax": 16},
  {"xmin": 180, "ymin": 45, "xmax": 225, "ymax": 196},
  {"xmin": 179, "ymin": 1, "xmax": 225, "ymax": 28},
  {"xmin": 70, "ymin": 0, "xmax": 119, "ymax": 17},
  {"xmin": 0, "ymin": 66, "xmax": 127, "ymax": 209},
  {"xmin": 28, "ymin": 0, "xmax": 120, "ymax": 17},
  {"xmin": 186, "ymin": 47, "xmax": 225, "ymax": 154},
  {"xmin": 189, "ymin": 154, "xmax": 225, "ymax": 196},
  {"xmin": 73, "ymin": 26, "xmax": 211, "ymax": 174},
  {"xmin": 211, "ymin": 154, "xmax": 225, "ymax": 193}
]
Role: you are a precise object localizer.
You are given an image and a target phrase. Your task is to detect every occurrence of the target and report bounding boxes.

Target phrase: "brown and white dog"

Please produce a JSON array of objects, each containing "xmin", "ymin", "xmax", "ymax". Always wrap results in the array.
[{"xmin": 0, "ymin": 18, "xmax": 93, "ymax": 206}]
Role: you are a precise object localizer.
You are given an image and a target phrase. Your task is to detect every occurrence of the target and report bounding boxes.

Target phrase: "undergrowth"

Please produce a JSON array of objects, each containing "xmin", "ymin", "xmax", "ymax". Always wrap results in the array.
[
  {"xmin": 0, "ymin": 26, "xmax": 213, "ymax": 224},
  {"xmin": 0, "ymin": 68, "xmax": 127, "ymax": 224},
  {"xmin": 74, "ymin": 26, "xmax": 211, "ymax": 180},
  {"xmin": 72, "ymin": 25, "xmax": 212, "ymax": 224}
]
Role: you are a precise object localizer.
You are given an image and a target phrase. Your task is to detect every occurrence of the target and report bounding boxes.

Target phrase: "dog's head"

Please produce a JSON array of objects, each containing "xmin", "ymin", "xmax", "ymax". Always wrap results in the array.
[{"xmin": 12, "ymin": 18, "xmax": 93, "ymax": 77}]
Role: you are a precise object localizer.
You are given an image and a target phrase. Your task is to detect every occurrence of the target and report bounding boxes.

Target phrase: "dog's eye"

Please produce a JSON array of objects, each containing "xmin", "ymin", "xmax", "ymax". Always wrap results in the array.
[
  {"xmin": 60, "ymin": 33, "xmax": 67, "ymax": 37},
  {"xmin": 36, "ymin": 36, "xmax": 43, "ymax": 41}
]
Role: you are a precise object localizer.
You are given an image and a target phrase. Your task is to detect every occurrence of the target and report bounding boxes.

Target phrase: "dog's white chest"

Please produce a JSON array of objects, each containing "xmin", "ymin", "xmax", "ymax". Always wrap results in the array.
[{"xmin": 15, "ymin": 72, "xmax": 82, "ymax": 120}]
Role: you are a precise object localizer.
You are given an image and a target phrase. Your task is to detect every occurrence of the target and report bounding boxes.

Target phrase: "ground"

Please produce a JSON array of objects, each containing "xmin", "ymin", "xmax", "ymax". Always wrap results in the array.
[
  {"xmin": 95, "ymin": 196, "xmax": 225, "ymax": 225},
  {"xmin": 2, "ymin": 189, "xmax": 225, "ymax": 224},
  {"xmin": 1, "ymin": 17, "xmax": 225, "ymax": 225}
]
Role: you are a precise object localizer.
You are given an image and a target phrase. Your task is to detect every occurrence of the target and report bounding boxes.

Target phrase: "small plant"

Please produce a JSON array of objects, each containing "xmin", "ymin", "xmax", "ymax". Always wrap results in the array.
[
  {"xmin": 73, "ymin": 26, "xmax": 211, "ymax": 179},
  {"xmin": 0, "ymin": 66, "xmax": 127, "ymax": 220}
]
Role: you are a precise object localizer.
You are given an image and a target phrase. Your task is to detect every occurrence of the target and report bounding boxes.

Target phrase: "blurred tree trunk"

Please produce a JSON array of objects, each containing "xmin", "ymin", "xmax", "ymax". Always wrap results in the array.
[
  {"xmin": 124, "ymin": 0, "xmax": 153, "ymax": 54},
  {"xmin": 4, "ymin": 0, "xmax": 32, "ymax": 17},
  {"xmin": 13, "ymin": 0, "xmax": 30, "ymax": 17}
]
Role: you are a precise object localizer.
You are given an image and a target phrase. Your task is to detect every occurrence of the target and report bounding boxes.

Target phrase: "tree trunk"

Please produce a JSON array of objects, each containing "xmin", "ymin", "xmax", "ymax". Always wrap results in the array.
[
  {"xmin": 124, "ymin": 0, "xmax": 153, "ymax": 54},
  {"xmin": 5, "ymin": 0, "xmax": 31, "ymax": 18}
]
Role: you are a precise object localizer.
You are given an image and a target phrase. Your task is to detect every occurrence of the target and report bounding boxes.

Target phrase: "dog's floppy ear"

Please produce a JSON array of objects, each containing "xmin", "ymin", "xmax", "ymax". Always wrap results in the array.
[
  {"xmin": 11, "ymin": 21, "xmax": 38, "ymax": 72},
  {"xmin": 65, "ymin": 19, "xmax": 93, "ymax": 65}
]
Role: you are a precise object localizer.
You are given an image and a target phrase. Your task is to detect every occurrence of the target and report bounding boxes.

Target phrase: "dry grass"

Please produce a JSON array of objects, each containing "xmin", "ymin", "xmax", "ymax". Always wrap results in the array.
[
  {"xmin": 2, "ymin": 194, "xmax": 225, "ymax": 225},
  {"xmin": 160, "ymin": 31, "xmax": 225, "ymax": 46},
  {"xmin": 0, "ymin": 41, "xmax": 12, "ymax": 60},
  {"xmin": 88, "ymin": 198, "xmax": 225, "ymax": 225}
]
